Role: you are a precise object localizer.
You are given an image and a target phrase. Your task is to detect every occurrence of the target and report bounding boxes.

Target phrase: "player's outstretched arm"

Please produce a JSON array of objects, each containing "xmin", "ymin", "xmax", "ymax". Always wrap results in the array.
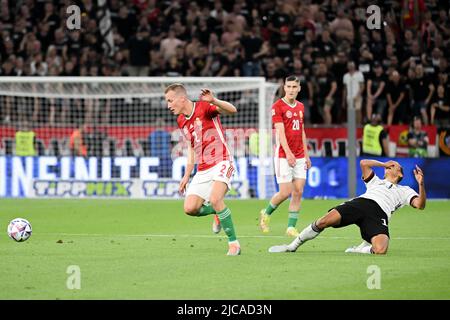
[
  {"xmin": 411, "ymin": 165, "xmax": 426, "ymax": 210},
  {"xmin": 200, "ymin": 88, "xmax": 237, "ymax": 115}
]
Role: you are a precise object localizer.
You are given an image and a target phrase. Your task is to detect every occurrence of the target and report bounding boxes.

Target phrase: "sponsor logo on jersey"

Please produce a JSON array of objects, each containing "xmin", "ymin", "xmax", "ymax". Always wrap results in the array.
[{"xmin": 286, "ymin": 110, "xmax": 292, "ymax": 118}]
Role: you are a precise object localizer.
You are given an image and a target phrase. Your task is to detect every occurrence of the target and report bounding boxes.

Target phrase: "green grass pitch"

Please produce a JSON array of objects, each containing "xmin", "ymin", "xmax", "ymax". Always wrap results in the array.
[{"xmin": 1, "ymin": 198, "xmax": 449, "ymax": 300}]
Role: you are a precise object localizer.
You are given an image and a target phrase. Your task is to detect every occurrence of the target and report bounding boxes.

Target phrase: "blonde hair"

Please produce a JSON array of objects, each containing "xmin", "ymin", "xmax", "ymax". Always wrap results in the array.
[{"xmin": 164, "ymin": 83, "xmax": 187, "ymax": 95}]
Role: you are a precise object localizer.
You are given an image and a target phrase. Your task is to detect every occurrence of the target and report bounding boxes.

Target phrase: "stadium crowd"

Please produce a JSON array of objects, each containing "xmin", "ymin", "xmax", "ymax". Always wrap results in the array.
[{"xmin": 1, "ymin": 0, "xmax": 450, "ymax": 126}]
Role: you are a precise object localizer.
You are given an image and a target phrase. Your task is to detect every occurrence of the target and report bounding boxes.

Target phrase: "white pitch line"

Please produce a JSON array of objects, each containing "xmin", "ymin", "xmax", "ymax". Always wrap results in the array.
[{"xmin": 39, "ymin": 233, "xmax": 450, "ymax": 241}]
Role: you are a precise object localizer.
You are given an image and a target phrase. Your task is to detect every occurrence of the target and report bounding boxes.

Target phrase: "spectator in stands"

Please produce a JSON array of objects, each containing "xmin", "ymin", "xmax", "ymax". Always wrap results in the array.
[
  {"xmin": 343, "ymin": 61, "xmax": 365, "ymax": 125},
  {"xmin": 240, "ymin": 25, "xmax": 264, "ymax": 77},
  {"xmin": 221, "ymin": 19, "xmax": 241, "ymax": 51},
  {"xmin": 64, "ymin": 30, "xmax": 82, "ymax": 62},
  {"xmin": 411, "ymin": 64, "xmax": 435, "ymax": 125},
  {"xmin": 36, "ymin": 22, "xmax": 52, "ymax": 54},
  {"xmin": 52, "ymin": 29, "xmax": 67, "ymax": 57},
  {"xmin": 186, "ymin": 44, "xmax": 209, "ymax": 76},
  {"xmin": 386, "ymin": 70, "xmax": 407, "ymax": 125},
  {"xmin": 210, "ymin": 0, "xmax": 228, "ymax": 21},
  {"xmin": 0, "ymin": 0, "xmax": 449, "ymax": 131},
  {"xmin": 203, "ymin": 45, "xmax": 228, "ymax": 77},
  {"xmin": 70, "ymin": 123, "xmax": 88, "ymax": 157},
  {"xmin": 41, "ymin": 1, "xmax": 59, "ymax": 36},
  {"xmin": 160, "ymin": 28, "xmax": 184, "ymax": 63},
  {"xmin": 126, "ymin": 20, "xmax": 151, "ymax": 76},
  {"xmin": 295, "ymin": 62, "xmax": 313, "ymax": 125},
  {"xmin": 61, "ymin": 60, "xmax": 77, "ymax": 76},
  {"xmin": 115, "ymin": 6, "xmax": 137, "ymax": 41},
  {"xmin": 46, "ymin": 45, "xmax": 62, "ymax": 71},
  {"xmin": 165, "ymin": 55, "xmax": 184, "ymax": 77},
  {"xmin": 30, "ymin": 53, "xmax": 48, "ymax": 76},
  {"xmin": 329, "ymin": 7, "xmax": 354, "ymax": 43},
  {"xmin": 225, "ymin": 2, "xmax": 247, "ymax": 35},
  {"xmin": 357, "ymin": 43, "xmax": 373, "ymax": 79},
  {"xmin": 430, "ymin": 84, "xmax": 450, "ymax": 125},
  {"xmin": 2, "ymin": 37, "xmax": 15, "ymax": 59},
  {"xmin": 315, "ymin": 29, "xmax": 336, "ymax": 61},
  {"xmin": 15, "ymin": 121, "xmax": 37, "ymax": 156},
  {"xmin": 362, "ymin": 114, "xmax": 389, "ymax": 157},
  {"xmin": 366, "ymin": 62, "xmax": 387, "ymax": 122},
  {"xmin": 222, "ymin": 49, "xmax": 242, "ymax": 77},
  {"xmin": 148, "ymin": 50, "xmax": 164, "ymax": 76},
  {"xmin": 408, "ymin": 116, "xmax": 429, "ymax": 157},
  {"xmin": 314, "ymin": 62, "xmax": 337, "ymax": 125},
  {"xmin": 1, "ymin": 57, "xmax": 15, "ymax": 76},
  {"xmin": 14, "ymin": 57, "xmax": 25, "ymax": 76}
]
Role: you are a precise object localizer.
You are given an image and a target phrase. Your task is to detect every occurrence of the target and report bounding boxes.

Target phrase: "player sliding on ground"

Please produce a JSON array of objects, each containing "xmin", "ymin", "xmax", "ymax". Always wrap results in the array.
[
  {"xmin": 269, "ymin": 159, "xmax": 426, "ymax": 254},
  {"xmin": 260, "ymin": 75, "xmax": 311, "ymax": 237},
  {"xmin": 165, "ymin": 83, "xmax": 241, "ymax": 256}
]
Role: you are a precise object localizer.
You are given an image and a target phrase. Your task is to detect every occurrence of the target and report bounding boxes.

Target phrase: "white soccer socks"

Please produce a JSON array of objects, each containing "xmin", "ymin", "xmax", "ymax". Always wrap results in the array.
[{"xmin": 287, "ymin": 221, "xmax": 322, "ymax": 252}]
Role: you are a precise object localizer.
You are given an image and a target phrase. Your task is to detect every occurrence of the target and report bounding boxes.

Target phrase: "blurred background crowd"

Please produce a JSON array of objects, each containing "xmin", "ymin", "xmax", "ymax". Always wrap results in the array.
[{"xmin": 1, "ymin": 0, "xmax": 450, "ymax": 127}]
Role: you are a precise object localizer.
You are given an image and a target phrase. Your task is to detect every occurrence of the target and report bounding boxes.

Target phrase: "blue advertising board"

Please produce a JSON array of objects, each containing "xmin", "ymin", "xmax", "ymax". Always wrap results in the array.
[
  {"xmin": 0, "ymin": 156, "xmax": 449, "ymax": 198},
  {"xmin": 256, "ymin": 157, "xmax": 450, "ymax": 199}
]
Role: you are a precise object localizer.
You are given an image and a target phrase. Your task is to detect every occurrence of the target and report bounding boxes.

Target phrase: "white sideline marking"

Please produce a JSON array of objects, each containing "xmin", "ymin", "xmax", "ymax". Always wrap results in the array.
[{"xmin": 40, "ymin": 233, "xmax": 450, "ymax": 241}]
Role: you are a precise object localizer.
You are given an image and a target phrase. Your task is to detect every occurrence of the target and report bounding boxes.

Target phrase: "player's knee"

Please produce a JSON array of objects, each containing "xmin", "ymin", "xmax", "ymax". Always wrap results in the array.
[
  {"xmin": 291, "ymin": 190, "xmax": 302, "ymax": 199},
  {"xmin": 371, "ymin": 243, "xmax": 388, "ymax": 254},
  {"xmin": 279, "ymin": 190, "xmax": 291, "ymax": 201},
  {"xmin": 209, "ymin": 195, "xmax": 224, "ymax": 211},
  {"xmin": 316, "ymin": 217, "xmax": 330, "ymax": 229},
  {"xmin": 184, "ymin": 204, "xmax": 199, "ymax": 216}
]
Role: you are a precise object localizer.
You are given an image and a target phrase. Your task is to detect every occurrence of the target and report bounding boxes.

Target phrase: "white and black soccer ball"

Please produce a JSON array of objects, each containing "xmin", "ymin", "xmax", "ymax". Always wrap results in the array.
[{"xmin": 7, "ymin": 218, "xmax": 32, "ymax": 242}]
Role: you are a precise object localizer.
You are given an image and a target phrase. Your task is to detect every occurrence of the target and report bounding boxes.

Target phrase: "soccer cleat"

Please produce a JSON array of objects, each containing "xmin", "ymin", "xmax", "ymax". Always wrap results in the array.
[
  {"xmin": 345, "ymin": 240, "xmax": 372, "ymax": 253},
  {"xmin": 212, "ymin": 214, "xmax": 221, "ymax": 234},
  {"xmin": 227, "ymin": 242, "xmax": 241, "ymax": 256},
  {"xmin": 286, "ymin": 227, "xmax": 299, "ymax": 237},
  {"xmin": 268, "ymin": 244, "xmax": 297, "ymax": 253},
  {"xmin": 259, "ymin": 209, "xmax": 270, "ymax": 233}
]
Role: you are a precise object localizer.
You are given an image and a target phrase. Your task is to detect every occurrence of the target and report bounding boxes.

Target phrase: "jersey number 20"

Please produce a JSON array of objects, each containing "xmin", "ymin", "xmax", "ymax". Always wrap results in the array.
[{"xmin": 292, "ymin": 119, "xmax": 300, "ymax": 130}]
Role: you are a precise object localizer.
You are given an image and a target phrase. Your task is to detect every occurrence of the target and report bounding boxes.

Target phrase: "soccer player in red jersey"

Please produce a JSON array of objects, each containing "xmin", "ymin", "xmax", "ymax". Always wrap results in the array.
[
  {"xmin": 260, "ymin": 76, "xmax": 311, "ymax": 237},
  {"xmin": 165, "ymin": 83, "xmax": 240, "ymax": 255}
]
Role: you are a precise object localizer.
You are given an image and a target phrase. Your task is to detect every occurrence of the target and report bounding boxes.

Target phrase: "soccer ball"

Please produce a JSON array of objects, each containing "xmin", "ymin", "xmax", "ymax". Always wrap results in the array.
[{"xmin": 7, "ymin": 218, "xmax": 32, "ymax": 242}]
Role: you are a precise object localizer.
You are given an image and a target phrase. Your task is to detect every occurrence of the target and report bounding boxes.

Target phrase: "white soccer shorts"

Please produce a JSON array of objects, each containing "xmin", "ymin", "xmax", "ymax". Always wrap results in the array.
[
  {"xmin": 186, "ymin": 160, "xmax": 235, "ymax": 201},
  {"xmin": 274, "ymin": 157, "xmax": 307, "ymax": 184}
]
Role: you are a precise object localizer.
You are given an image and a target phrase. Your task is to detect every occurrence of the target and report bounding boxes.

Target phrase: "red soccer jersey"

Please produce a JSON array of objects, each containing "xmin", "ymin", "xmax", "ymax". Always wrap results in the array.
[
  {"xmin": 272, "ymin": 98, "xmax": 305, "ymax": 159},
  {"xmin": 177, "ymin": 101, "xmax": 231, "ymax": 171}
]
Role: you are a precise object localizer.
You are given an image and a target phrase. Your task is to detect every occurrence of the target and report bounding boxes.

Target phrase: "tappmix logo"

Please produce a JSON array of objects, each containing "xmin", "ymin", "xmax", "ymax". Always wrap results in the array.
[
  {"xmin": 142, "ymin": 180, "xmax": 244, "ymax": 198},
  {"xmin": 33, "ymin": 180, "xmax": 132, "ymax": 197}
]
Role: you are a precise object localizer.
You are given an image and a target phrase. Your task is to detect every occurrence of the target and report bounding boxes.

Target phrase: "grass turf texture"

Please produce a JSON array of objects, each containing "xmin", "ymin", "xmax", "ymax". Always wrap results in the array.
[{"xmin": 0, "ymin": 199, "xmax": 449, "ymax": 300}]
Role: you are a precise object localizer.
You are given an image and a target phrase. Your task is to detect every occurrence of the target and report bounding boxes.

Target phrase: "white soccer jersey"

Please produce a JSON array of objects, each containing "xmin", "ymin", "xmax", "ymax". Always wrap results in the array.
[{"xmin": 359, "ymin": 172, "xmax": 418, "ymax": 220}]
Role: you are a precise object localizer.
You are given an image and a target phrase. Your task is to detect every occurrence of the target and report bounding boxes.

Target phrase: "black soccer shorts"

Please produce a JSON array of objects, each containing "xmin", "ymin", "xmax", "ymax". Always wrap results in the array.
[{"xmin": 330, "ymin": 197, "xmax": 390, "ymax": 243}]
